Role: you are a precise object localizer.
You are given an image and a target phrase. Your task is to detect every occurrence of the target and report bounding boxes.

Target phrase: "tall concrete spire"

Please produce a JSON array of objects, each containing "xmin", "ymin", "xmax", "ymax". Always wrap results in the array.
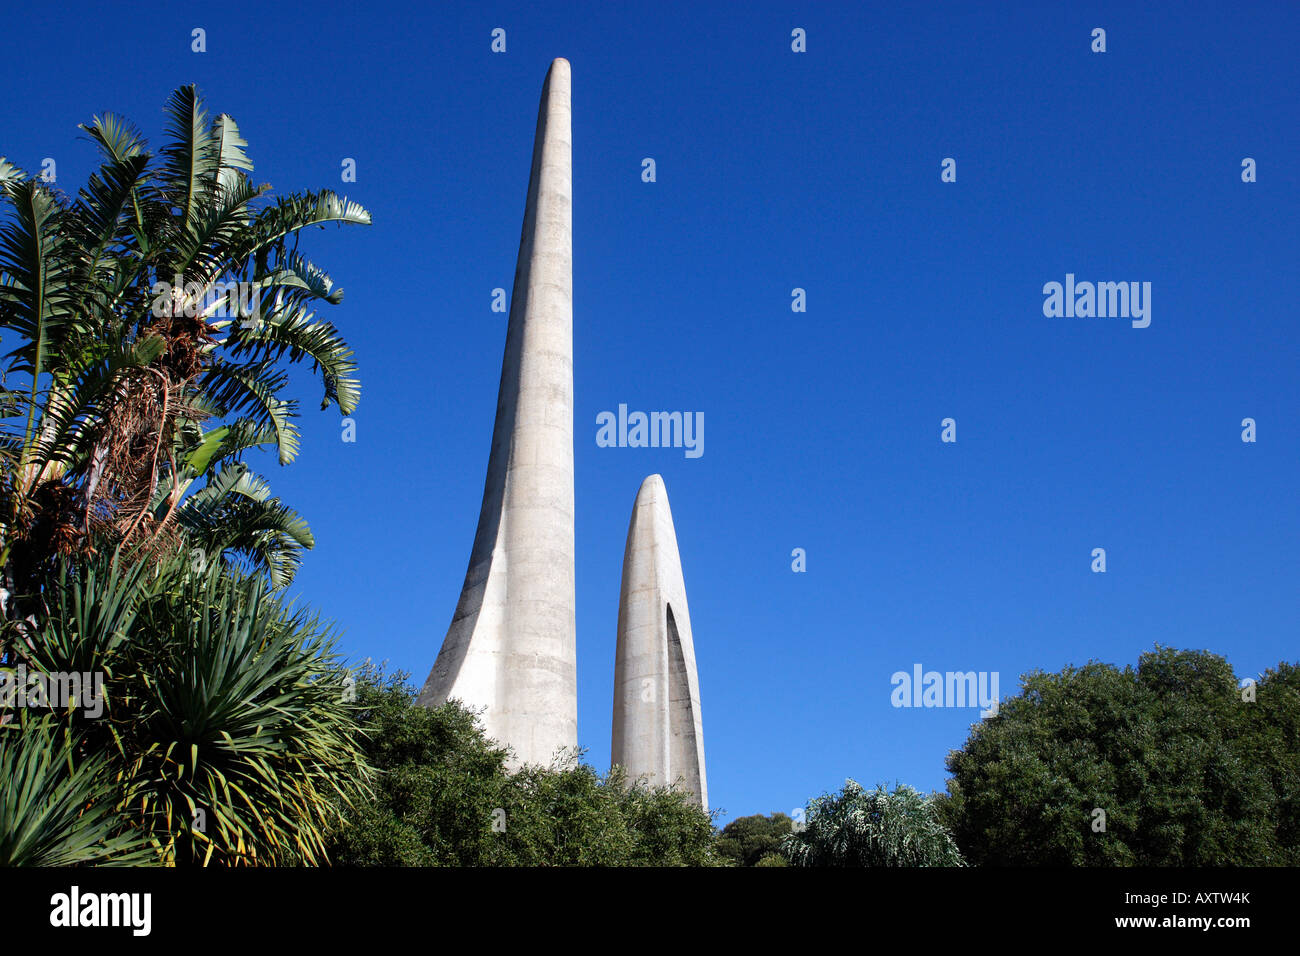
[
  {"xmin": 418, "ymin": 59, "xmax": 575, "ymax": 768},
  {"xmin": 611, "ymin": 475, "xmax": 708, "ymax": 808}
]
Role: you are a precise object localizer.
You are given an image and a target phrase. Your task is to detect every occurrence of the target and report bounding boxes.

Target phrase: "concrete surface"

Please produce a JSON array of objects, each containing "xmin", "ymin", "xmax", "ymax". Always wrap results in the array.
[
  {"xmin": 611, "ymin": 474, "xmax": 708, "ymax": 808},
  {"xmin": 418, "ymin": 59, "xmax": 576, "ymax": 770}
]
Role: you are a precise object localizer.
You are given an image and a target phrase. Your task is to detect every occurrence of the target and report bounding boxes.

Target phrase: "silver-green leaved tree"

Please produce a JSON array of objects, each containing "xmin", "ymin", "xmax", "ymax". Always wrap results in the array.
[{"xmin": 783, "ymin": 780, "xmax": 965, "ymax": 867}]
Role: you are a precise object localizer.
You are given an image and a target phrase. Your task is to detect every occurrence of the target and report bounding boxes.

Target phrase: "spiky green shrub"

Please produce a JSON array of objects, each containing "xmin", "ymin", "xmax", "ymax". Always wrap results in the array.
[
  {"xmin": 16, "ymin": 547, "xmax": 370, "ymax": 865},
  {"xmin": 783, "ymin": 780, "xmax": 965, "ymax": 867},
  {"xmin": 0, "ymin": 718, "xmax": 152, "ymax": 865}
]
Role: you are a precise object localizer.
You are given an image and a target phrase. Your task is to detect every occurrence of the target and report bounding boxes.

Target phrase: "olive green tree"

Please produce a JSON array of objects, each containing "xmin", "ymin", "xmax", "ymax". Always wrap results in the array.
[{"xmin": 943, "ymin": 646, "xmax": 1298, "ymax": 865}]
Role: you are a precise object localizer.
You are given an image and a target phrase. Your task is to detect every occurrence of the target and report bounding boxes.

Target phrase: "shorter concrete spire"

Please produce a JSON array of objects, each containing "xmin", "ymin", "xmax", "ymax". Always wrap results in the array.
[{"xmin": 611, "ymin": 475, "xmax": 707, "ymax": 808}]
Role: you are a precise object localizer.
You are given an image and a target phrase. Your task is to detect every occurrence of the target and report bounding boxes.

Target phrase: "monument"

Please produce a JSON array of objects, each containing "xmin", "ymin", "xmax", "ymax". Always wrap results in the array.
[
  {"xmin": 417, "ymin": 58, "xmax": 576, "ymax": 769},
  {"xmin": 610, "ymin": 475, "xmax": 708, "ymax": 808},
  {"xmin": 421, "ymin": 62, "xmax": 707, "ymax": 801}
]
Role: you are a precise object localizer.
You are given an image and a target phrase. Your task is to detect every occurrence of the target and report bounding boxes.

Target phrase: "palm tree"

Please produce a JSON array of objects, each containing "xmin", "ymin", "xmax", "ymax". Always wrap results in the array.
[{"xmin": 0, "ymin": 85, "xmax": 369, "ymax": 605}]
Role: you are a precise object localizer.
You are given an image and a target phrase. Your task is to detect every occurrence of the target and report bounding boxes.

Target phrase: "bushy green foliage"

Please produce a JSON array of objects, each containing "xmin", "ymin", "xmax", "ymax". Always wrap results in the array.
[
  {"xmin": 942, "ymin": 646, "xmax": 1300, "ymax": 865},
  {"xmin": 322, "ymin": 667, "xmax": 509, "ymax": 866},
  {"xmin": 783, "ymin": 781, "xmax": 964, "ymax": 867},
  {"xmin": 716, "ymin": 812, "xmax": 793, "ymax": 866},
  {"xmin": 325, "ymin": 667, "xmax": 722, "ymax": 866},
  {"xmin": 615, "ymin": 769, "xmax": 720, "ymax": 866}
]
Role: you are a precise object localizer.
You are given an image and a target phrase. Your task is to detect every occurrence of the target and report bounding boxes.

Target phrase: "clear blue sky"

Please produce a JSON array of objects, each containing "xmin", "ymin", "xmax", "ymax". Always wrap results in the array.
[{"xmin": 2, "ymin": 0, "xmax": 1297, "ymax": 826}]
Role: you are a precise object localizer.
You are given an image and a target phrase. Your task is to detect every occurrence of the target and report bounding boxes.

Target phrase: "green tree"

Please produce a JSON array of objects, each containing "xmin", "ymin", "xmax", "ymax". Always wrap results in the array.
[
  {"xmin": 716, "ymin": 812, "xmax": 793, "ymax": 866},
  {"xmin": 943, "ymin": 646, "xmax": 1298, "ymax": 865},
  {"xmin": 326, "ymin": 667, "xmax": 722, "ymax": 866},
  {"xmin": 783, "ymin": 781, "xmax": 964, "ymax": 867},
  {"xmin": 615, "ymin": 771, "xmax": 720, "ymax": 866},
  {"xmin": 325, "ymin": 666, "xmax": 511, "ymax": 866}
]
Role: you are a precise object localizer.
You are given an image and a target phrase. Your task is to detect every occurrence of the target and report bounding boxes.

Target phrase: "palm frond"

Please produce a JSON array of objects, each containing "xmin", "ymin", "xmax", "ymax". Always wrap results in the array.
[
  {"xmin": 227, "ymin": 301, "xmax": 360, "ymax": 413},
  {"xmin": 158, "ymin": 85, "xmax": 213, "ymax": 234},
  {"xmin": 197, "ymin": 361, "xmax": 300, "ymax": 464},
  {"xmin": 0, "ymin": 720, "xmax": 154, "ymax": 866},
  {"xmin": 208, "ymin": 114, "xmax": 254, "ymax": 204}
]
